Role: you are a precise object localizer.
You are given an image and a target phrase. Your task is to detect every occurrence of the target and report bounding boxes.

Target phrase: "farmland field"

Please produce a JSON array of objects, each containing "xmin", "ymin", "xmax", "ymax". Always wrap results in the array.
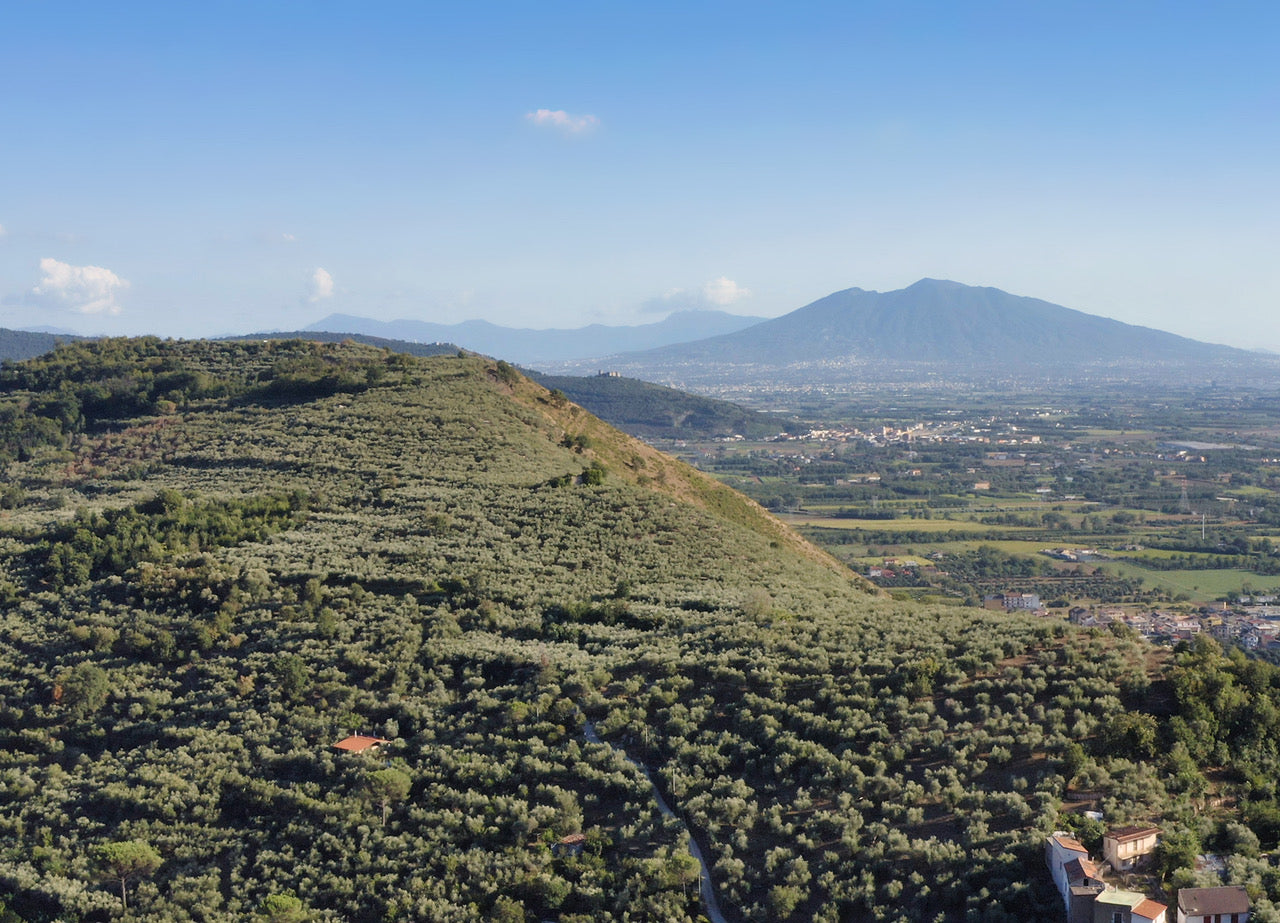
[{"xmin": 670, "ymin": 386, "xmax": 1280, "ymax": 611}]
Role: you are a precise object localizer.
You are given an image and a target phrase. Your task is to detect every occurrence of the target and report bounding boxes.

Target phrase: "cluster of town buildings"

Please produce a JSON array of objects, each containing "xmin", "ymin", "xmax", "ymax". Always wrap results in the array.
[
  {"xmin": 983, "ymin": 590, "xmax": 1280, "ymax": 653},
  {"xmin": 761, "ymin": 416, "xmax": 1055, "ymax": 448},
  {"xmin": 766, "ymin": 422, "xmax": 935, "ymax": 446},
  {"xmin": 887, "ymin": 574, "xmax": 1280, "ymax": 654},
  {"xmin": 1046, "ymin": 828, "xmax": 1250, "ymax": 923},
  {"xmin": 1067, "ymin": 602, "xmax": 1280, "ymax": 652}
]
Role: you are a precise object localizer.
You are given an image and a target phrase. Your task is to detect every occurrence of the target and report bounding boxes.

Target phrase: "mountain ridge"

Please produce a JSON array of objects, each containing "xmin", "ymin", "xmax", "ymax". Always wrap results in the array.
[
  {"xmin": 615, "ymin": 278, "xmax": 1245, "ymax": 365},
  {"xmin": 305, "ymin": 309, "xmax": 766, "ymax": 364},
  {"xmin": 0, "ymin": 327, "xmax": 84, "ymax": 362},
  {"xmin": 222, "ymin": 329, "xmax": 462, "ymax": 358},
  {"xmin": 539, "ymin": 278, "xmax": 1273, "ymax": 389}
]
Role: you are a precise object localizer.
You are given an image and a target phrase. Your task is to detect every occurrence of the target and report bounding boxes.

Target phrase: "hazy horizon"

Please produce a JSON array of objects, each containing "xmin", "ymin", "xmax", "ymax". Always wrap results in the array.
[
  {"xmin": 7, "ymin": 277, "xmax": 1269, "ymax": 358},
  {"xmin": 2, "ymin": 2, "xmax": 1278, "ymax": 350}
]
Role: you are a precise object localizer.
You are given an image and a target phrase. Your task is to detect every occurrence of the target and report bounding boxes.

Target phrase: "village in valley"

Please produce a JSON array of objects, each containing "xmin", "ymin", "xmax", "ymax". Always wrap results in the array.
[{"xmin": 663, "ymin": 386, "xmax": 1280, "ymax": 648}]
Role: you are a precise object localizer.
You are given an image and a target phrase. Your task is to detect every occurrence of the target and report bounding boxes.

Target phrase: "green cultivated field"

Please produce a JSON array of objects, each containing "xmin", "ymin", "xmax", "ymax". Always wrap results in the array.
[
  {"xmin": 783, "ymin": 515, "xmax": 1016, "ymax": 533},
  {"xmin": 1097, "ymin": 561, "xmax": 1280, "ymax": 598}
]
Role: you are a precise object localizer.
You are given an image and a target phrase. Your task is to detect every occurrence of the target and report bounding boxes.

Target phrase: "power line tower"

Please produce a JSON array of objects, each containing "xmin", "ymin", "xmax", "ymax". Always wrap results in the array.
[{"xmin": 1179, "ymin": 482, "xmax": 1191, "ymax": 514}]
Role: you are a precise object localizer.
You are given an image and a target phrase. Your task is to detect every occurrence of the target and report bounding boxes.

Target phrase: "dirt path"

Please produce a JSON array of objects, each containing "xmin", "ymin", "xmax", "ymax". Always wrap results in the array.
[{"xmin": 583, "ymin": 718, "xmax": 731, "ymax": 923}]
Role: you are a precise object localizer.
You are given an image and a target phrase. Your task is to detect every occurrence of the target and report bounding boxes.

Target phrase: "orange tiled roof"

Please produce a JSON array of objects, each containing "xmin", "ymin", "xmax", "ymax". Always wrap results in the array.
[
  {"xmin": 1064, "ymin": 857, "xmax": 1100, "ymax": 880},
  {"xmin": 1133, "ymin": 899, "xmax": 1167, "ymax": 920},
  {"xmin": 1051, "ymin": 833, "xmax": 1088, "ymax": 854},
  {"xmin": 334, "ymin": 735, "xmax": 390, "ymax": 752}
]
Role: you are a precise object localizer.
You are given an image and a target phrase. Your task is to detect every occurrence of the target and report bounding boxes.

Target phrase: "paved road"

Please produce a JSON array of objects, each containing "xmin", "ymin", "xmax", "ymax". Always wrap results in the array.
[{"xmin": 583, "ymin": 719, "xmax": 730, "ymax": 923}]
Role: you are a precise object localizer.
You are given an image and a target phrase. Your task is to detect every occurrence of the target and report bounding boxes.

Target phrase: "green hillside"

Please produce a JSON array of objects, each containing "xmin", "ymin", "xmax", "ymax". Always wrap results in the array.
[
  {"xmin": 230, "ymin": 333, "xmax": 797, "ymax": 442},
  {"xmin": 0, "ymin": 339, "xmax": 1278, "ymax": 922},
  {"xmin": 223, "ymin": 330, "xmax": 461, "ymax": 358}
]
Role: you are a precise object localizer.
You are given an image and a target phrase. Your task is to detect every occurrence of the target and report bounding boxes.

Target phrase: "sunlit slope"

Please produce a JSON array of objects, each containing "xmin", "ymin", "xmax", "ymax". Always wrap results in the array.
[
  {"xmin": 500, "ymin": 364, "xmax": 851, "ymax": 579},
  {"xmin": 0, "ymin": 338, "xmax": 889, "ymax": 921},
  {"xmin": 170, "ymin": 347, "xmax": 855, "ymax": 604},
  {"xmin": 1, "ymin": 339, "xmax": 852, "ymax": 606},
  {"xmin": 7, "ymin": 339, "xmax": 1278, "ymax": 923}
]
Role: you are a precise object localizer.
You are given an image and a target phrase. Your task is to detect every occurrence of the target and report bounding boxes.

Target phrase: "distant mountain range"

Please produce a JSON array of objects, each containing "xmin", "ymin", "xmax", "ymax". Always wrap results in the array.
[
  {"xmin": 305, "ymin": 310, "xmax": 765, "ymax": 364},
  {"xmin": 540, "ymin": 279, "xmax": 1273, "ymax": 388},
  {"xmin": 639, "ymin": 279, "xmax": 1243, "ymax": 362},
  {"xmin": 5, "ymin": 280, "xmax": 1274, "ymax": 394}
]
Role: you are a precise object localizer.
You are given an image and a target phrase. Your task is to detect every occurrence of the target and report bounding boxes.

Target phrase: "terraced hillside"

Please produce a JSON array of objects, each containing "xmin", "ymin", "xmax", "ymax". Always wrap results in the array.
[{"xmin": 0, "ymin": 340, "xmax": 1278, "ymax": 922}]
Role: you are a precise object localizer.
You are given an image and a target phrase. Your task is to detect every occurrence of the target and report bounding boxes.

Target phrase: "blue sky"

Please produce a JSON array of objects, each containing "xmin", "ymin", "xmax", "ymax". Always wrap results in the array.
[{"xmin": 2, "ymin": 1, "xmax": 1278, "ymax": 348}]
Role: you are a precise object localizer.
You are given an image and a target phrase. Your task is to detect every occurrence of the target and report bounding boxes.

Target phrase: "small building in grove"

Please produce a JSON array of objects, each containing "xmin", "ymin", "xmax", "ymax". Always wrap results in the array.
[
  {"xmin": 333, "ymin": 734, "xmax": 390, "ymax": 754},
  {"xmin": 1102, "ymin": 825, "xmax": 1161, "ymax": 871}
]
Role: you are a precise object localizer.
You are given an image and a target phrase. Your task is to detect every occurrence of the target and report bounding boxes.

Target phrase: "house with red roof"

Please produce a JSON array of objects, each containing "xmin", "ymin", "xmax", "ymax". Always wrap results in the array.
[
  {"xmin": 1047, "ymin": 833, "xmax": 1092, "ymax": 915},
  {"xmin": 333, "ymin": 734, "xmax": 390, "ymax": 753}
]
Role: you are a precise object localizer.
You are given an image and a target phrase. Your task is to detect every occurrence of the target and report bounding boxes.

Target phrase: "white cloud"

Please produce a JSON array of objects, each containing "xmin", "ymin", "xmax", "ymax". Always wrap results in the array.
[
  {"xmin": 0, "ymin": 223, "xmax": 7, "ymax": 237},
  {"xmin": 282, "ymin": 233, "xmax": 297, "ymax": 242},
  {"xmin": 309, "ymin": 267, "xmax": 334, "ymax": 302},
  {"xmin": 639, "ymin": 288, "xmax": 693, "ymax": 314},
  {"xmin": 702, "ymin": 276, "xmax": 751, "ymax": 306},
  {"xmin": 31, "ymin": 257, "xmax": 129, "ymax": 314},
  {"xmin": 640, "ymin": 278, "xmax": 753, "ymax": 314},
  {"xmin": 526, "ymin": 108, "xmax": 599, "ymax": 134}
]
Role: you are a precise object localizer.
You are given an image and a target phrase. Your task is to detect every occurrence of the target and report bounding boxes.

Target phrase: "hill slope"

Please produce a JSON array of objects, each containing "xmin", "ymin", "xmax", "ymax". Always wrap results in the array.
[
  {"xmin": 0, "ymin": 339, "xmax": 855, "ymax": 921},
  {"xmin": 224, "ymin": 329, "xmax": 462, "ymax": 357},
  {"xmin": 1, "ymin": 340, "xmax": 1278, "ymax": 921},
  {"xmin": 233, "ymin": 331, "xmax": 798, "ymax": 441}
]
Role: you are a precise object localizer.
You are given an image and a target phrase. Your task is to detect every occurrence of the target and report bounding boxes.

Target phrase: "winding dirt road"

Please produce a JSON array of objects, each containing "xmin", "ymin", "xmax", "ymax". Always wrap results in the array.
[{"xmin": 582, "ymin": 719, "xmax": 730, "ymax": 923}]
